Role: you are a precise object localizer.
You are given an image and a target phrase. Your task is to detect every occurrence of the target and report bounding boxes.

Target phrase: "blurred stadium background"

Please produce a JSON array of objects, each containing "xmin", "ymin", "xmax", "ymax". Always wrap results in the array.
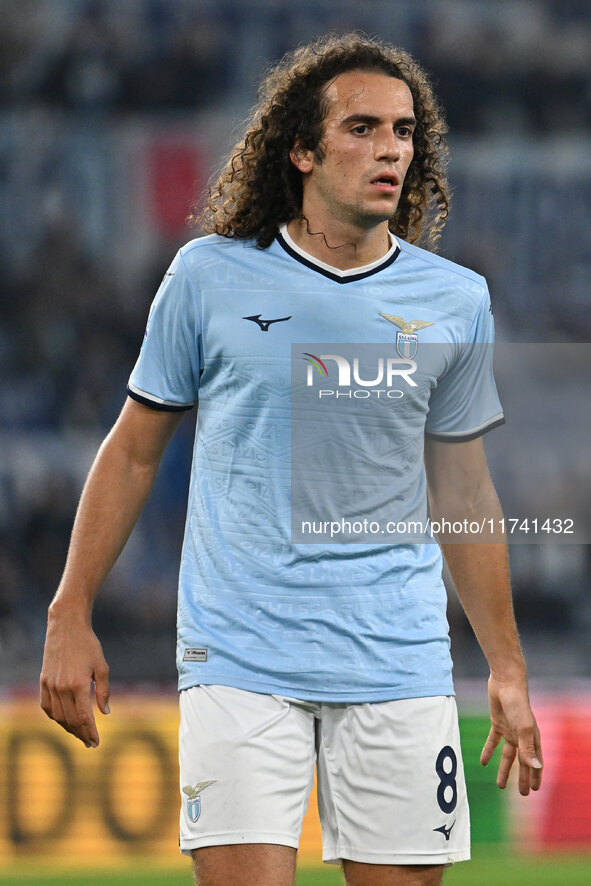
[{"xmin": 0, "ymin": 0, "xmax": 590, "ymax": 882}]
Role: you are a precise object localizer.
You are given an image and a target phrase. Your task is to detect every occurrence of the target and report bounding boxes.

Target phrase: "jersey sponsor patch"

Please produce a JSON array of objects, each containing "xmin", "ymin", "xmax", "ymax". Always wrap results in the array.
[{"xmin": 183, "ymin": 648, "xmax": 208, "ymax": 662}]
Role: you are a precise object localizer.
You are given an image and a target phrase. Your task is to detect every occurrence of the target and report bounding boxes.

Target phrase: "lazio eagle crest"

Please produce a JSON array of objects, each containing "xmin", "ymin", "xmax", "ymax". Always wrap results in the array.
[
  {"xmin": 379, "ymin": 313, "xmax": 434, "ymax": 359},
  {"xmin": 182, "ymin": 780, "xmax": 218, "ymax": 823}
]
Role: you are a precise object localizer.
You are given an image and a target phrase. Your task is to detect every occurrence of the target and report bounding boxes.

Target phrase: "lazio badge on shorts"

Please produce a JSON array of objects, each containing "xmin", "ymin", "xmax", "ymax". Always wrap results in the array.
[
  {"xmin": 379, "ymin": 313, "xmax": 435, "ymax": 359},
  {"xmin": 182, "ymin": 780, "xmax": 217, "ymax": 823}
]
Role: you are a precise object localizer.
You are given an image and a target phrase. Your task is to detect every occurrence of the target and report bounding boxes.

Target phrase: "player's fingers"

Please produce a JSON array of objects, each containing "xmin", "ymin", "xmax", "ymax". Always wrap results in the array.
[
  {"xmin": 517, "ymin": 726, "xmax": 543, "ymax": 773},
  {"xmin": 518, "ymin": 725, "xmax": 543, "ymax": 793},
  {"xmin": 530, "ymin": 753, "xmax": 543, "ymax": 792},
  {"xmin": 40, "ymin": 665, "xmax": 64, "ymax": 721},
  {"xmin": 531, "ymin": 739, "xmax": 543, "ymax": 791},
  {"xmin": 45, "ymin": 686, "xmax": 67, "ymax": 727},
  {"xmin": 518, "ymin": 757, "xmax": 533, "ymax": 796},
  {"xmin": 73, "ymin": 688, "xmax": 100, "ymax": 747},
  {"xmin": 480, "ymin": 727, "xmax": 502, "ymax": 766},
  {"xmin": 57, "ymin": 685, "xmax": 99, "ymax": 748},
  {"xmin": 497, "ymin": 740, "xmax": 516, "ymax": 789},
  {"xmin": 518, "ymin": 749, "xmax": 543, "ymax": 795},
  {"xmin": 41, "ymin": 679, "xmax": 75, "ymax": 734},
  {"xmin": 94, "ymin": 660, "xmax": 111, "ymax": 716},
  {"xmin": 39, "ymin": 679, "xmax": 54, "ymax": 720}
]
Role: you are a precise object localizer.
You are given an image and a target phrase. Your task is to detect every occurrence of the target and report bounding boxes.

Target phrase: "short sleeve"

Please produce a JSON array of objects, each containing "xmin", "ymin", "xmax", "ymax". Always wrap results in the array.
[
  {"xmin": 127, "ymin": 250, "xmax": 201, "ymax": 411},
  {"xmin": 425, "ymin": 286, "xmax": 504, "ymax": 441}
]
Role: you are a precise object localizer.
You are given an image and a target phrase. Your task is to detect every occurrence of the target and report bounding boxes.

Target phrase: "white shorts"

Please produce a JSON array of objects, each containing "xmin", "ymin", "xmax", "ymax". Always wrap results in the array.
[{"xmin": 179, "ymin": 685, "xmax": 470, "ymax": 866}]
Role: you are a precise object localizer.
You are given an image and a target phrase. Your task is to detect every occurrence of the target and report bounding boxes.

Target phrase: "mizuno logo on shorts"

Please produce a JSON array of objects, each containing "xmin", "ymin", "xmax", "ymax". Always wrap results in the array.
[{"xmin": 433, "ymin": 820, "xmax": 455, "ymax": 841}]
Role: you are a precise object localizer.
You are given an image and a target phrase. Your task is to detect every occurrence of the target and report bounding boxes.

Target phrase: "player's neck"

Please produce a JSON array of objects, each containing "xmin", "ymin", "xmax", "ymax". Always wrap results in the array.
[{"xmin": 286, "ymin": 216, "xmax": 392, "ymax": 271}]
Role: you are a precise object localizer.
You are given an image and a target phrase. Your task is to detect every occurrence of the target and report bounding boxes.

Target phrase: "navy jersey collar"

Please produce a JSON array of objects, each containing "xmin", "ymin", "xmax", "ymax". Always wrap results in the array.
[{"xmin": 276, "ymin": 224, "xmax": 400, "ymax": 284}]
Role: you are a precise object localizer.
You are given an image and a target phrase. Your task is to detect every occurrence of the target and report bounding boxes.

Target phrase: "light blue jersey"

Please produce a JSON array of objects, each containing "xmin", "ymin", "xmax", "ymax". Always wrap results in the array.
[{"xmin": 128, "ymin": 227, "xmax": 503, "ymax": 701}]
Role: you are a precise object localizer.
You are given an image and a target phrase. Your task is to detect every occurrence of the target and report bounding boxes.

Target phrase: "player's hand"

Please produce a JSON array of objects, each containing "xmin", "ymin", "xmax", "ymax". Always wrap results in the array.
[
  {"xmin": 480, "ymin": 674, "xmax": 543, "ymax": 795},
  {"xmin": 40, "ymin": 606, "xmax": 110, "ymax": 749}
]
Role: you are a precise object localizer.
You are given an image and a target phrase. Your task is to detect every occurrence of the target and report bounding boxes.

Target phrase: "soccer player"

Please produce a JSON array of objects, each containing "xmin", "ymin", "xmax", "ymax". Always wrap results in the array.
[{"xmin": 40, "ymin": 34, "xmax": 542, "ymax": 886}]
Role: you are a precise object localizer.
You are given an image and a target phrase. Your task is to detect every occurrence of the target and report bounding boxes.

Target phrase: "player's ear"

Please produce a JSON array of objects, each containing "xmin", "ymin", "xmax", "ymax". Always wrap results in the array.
[{"xmin": 289, "ymin": 138, "xmax": 314, "ymax": 174}]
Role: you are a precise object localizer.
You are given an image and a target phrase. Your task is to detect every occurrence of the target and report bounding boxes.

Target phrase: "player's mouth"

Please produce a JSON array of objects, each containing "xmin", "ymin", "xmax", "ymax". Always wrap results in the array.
[{"xmin": 370, "ymin": 172, "xmax": 400, "ymax": 192}]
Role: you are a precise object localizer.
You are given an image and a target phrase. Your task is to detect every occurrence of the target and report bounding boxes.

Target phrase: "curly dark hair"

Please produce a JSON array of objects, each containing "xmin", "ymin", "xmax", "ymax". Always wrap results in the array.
[{"xmin": 193, "ymin": 33, "xmax": 450, "ymax": 250}]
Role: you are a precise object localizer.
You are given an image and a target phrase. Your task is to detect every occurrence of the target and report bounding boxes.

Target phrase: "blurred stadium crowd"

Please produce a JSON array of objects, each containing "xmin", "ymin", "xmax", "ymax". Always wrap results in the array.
[
  {"xmin": 1, "ymin": 0, "xmax": 590, "ymax": 687},
  {"xmin": 1, "ymin": 0, "xmax": 590, "ymax": 129}
]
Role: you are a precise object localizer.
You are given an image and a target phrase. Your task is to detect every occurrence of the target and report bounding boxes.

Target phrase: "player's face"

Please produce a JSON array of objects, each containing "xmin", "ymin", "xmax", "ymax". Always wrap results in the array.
[{"xmin": 291, "ymin": 71, "xmax": 416, "ymax": 232}]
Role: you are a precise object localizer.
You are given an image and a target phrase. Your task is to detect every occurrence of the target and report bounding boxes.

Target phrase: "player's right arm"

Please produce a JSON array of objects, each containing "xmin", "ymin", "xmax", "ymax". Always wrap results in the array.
[{"xmin": 40, "ymin": 397, "xmax": 184, "ymax": 748}]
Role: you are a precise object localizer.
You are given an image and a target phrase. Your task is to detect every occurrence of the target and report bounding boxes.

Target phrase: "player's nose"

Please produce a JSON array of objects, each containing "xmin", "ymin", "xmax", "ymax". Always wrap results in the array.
[{"xmin": 374, "ymin": 127, "xmax": 401, "ymax": 162}]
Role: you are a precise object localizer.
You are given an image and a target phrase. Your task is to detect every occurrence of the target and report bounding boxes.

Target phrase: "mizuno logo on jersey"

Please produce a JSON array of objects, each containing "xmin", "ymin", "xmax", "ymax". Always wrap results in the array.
[{"xmin": 243, "ymin": 314, "xmax": 292, "ymax": 331}]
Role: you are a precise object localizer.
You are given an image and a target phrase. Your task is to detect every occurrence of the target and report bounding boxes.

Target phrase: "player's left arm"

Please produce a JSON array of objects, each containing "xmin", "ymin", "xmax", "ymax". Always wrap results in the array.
[{"xmin": 424, "ymin": 435, "xmax": 543, "ymax": 795}]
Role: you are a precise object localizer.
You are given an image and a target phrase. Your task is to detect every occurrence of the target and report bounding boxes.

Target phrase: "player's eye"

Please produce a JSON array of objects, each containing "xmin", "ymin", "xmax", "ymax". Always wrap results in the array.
[
  {"xmin": 351, "ymin": 124, "xmax": 370, "ymax": 135},
  {"xmin": 397, "ymin": 126, "xmax": 413, "ymax": 138}
]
